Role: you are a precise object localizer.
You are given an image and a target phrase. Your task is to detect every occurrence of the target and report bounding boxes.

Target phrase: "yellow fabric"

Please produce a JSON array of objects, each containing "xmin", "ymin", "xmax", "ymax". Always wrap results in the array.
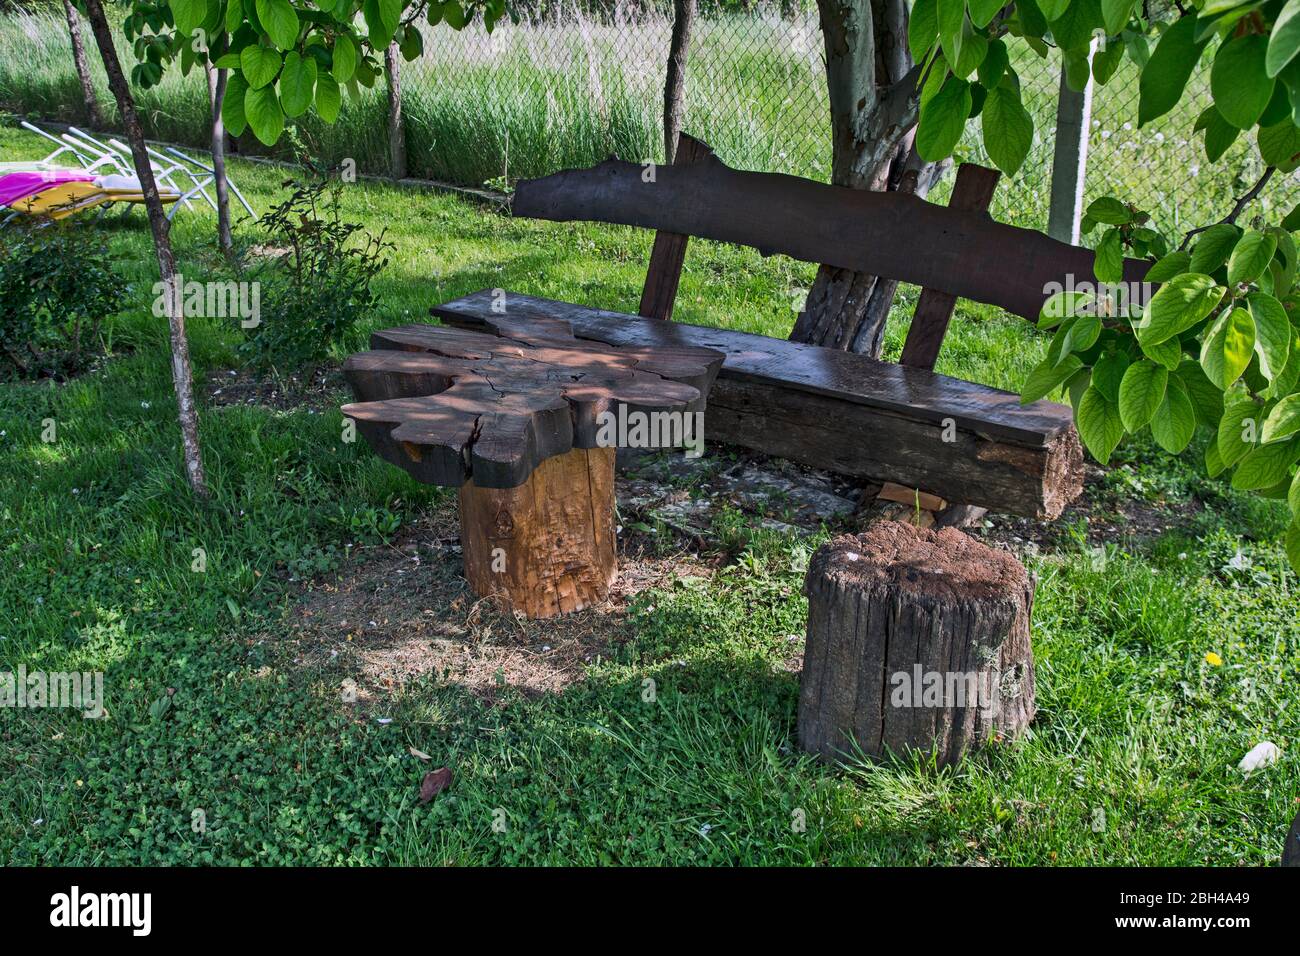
[{"xmin": 8, "ymin": 182, "xmax": 181, "ymax": 218}]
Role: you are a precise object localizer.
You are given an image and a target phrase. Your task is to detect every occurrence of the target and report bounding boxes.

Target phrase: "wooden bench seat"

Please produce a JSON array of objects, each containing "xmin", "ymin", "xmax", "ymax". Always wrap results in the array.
[{"xmin": 435, "ymin": 290, "xmax": 1083, "ymax": 518}]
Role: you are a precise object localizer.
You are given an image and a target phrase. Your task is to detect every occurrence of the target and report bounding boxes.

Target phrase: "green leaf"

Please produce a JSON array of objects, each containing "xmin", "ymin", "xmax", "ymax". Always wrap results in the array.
[
  {"xmin": 1199, "ymin": 106, "xmax": 1240, "ymax": 163},
  {"xmin": 978, "ymin": 38, "xmax": 1010, "ymax": 88},
  {"xmin": 1218, "ymin": 395, "xmax": 1263, "ymax": 465},
  {"xmin": 1206, "ymin": 438, "xmax": 1227, "ymax": 477},
  {"xmin": 953, "ymin": 25, "xmax": 989, "ymax": 78},
  {"xmin": 332, "ymin": 33, "xmax": 357, "ymax": 83},
  {"xmin": 241, "ymin": 44, "xmax": 282, "ymax": 89},
  {"xmin": 1145, "ymin": 251, "xmax": 1191, "ymax": 283},
  {"xmin": 1143, "ymin": 333, "xmax": 1185, "ymax": 370},
  {"xmin": 1227, "ymin": 230, "xmax": 1278, "ymax": 286},
  {"xmin": 1285, "ymin": 521, "xmax": 1300, "ymax": 573},
  {"xmin": 1092, "ymin": 40, "xmax": 1125, "ymax": 85},
  {"xmin": 1211, "ymin": 35, "xmax": 1274, "ymax": 129},
  {"xmin": 1119, "ymin": 359, "xmax": 1169, "ymax": 430},
  {"xmin": 980, "ymin": 84, "xmax": 1034, "ymax": 175},
  {"xmin": 1094, "ymin": 227, "xmax": 1124, "ymax": 284},
  {"xmin": 1061, "ymin": 313, "xmax": 1102, "ymax": 358},
  {"xmin": 936, "ymin": 0, "xmax": 966, "ymax": 78},
  {"xmin": 1246, "ymin": 292, "xmax": 1292, "ymax": 380},
  {"xmin": 1201, "ymin": 306, "xmax": 1256, "ymax": 389},
  {"xmin": 1267, "ymin": 0, "xmax": 1300, "ymax": 78},
  {"xmin": 1039, "ymin": 289, "xmax": 1093, "ymax": 328},
  {"xmin": 1137, "ymin": 272, "xmax": 1223, "ymax": 345},
  {"xmin": 315, "ymin": 71, "xmax": 341, "ymax": 123},
  {"xmin": 278, "ymin": 50, "xmax": 316, "ymax": 118},
  {"xmin": 1263, "ymin": 394, "xmax": 1300, "ymax": 444},
  {"xmin": 400, "ymin": 25, "xmax": 424, "ymax": 61},
  {"xmin": 244, "ymin": 83, "xmax": 284, "ymax": 145},
  {"xmin": 1258, "ymin": 120, "xmax": 1300, "ymax": 171},
  {"xmin": 1077, "ymin": 387, "xmax": 1127, "ymax": 463},
  {"xmin": 1022, "ymin": 354, "xmax": 1084, "ymax": 404},
  {"xmin": 1139, "ymin": 15, "xmax": 1206, "ymax": 126},
  {"xmin": 255, "ymin": 0, "xmax": 299, "ymax": 50},
  {"xmin": 1150, "ymin": 377, "xmax": 1197, "ymax": 453},
  {"xmin": 968, "ymin": 0, "xmax": 1004, "ymax": 29},
  {"xmin": 909, "ymin": 0, "xmax": 939, "ymax": 61},
  {"xmin": 1086, "ymin": 196, "xmax": 1131, "ymax": 225},
  {"xmin": 1232, "ymin": 435, "xmax": 1300, "ymax": 489},
  {"xmin": 1290, "ymin": 468, "xmax": 1300, "ymax": 515},
  {"xmin": 1269, "ymin": 326, "xmax": 1300, "ymax": 398},
  {"xmin": 1189, "ymin": 223, "xmax": 1241, "ymax": 274},
  {"xmin": 1051, "ymin": 0, "xmax": 1102, "ymax": 52},
  {"xmin": 171, "ymin": 0, "xmax": 208, "ymax": 36},
  {"xmin": 916, "ymin": 76, "xmax": 972, "ymax": 162},
  {"xmin": 1101, "ymin": 0, "xmax": 1135, "ymax": 35},
  {"xmin": 222, "ymin": 70, "xmax": 249, "ymax": 136},
  {"xmin": 1092, "ymin": 350, "xmax": 1131, "ymax": 403},
  {"xmin": 1038, "ymin": 0, "xmax": 1071, "ymax": 19},
  {"xmin": 1175, "ymin": 359, "xmax": 1224, "ymax": 427}
]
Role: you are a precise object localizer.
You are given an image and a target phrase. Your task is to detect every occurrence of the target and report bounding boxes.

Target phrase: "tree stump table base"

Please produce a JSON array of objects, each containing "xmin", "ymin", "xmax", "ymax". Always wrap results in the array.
[
  {"xmin": 459, "ymin": 446, "xmax": 617, "ymax": 619},
  {"xmin": 799, "ymin": 521, "xmax": 1036, "ymax": 768},
  {"xmin": 341, "ymin": 316, "xmax": 722, "ymax": 619}
]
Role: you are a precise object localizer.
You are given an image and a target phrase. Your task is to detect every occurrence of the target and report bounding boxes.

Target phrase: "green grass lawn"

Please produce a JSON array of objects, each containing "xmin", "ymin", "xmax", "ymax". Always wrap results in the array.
[{"xmin": 1, "ymin": 124, "xmax": 1297, "ymax": 866}]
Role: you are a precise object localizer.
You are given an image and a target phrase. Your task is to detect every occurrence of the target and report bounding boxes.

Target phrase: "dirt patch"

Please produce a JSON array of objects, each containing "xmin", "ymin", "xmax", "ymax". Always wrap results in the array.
[
  {"xmin": 206, "ymin": 365, "xmax": 347, "ymax": 412},
  {"xmin": 285, "ymin": 503, "xmax": 717, "ymax": 703},
  {"xmin": 972, "ymin": 462, "xmax": 1205, "ymax": 558}
]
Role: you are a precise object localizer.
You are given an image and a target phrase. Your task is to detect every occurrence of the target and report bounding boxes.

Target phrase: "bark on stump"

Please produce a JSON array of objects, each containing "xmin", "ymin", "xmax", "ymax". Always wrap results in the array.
[
  {"xmin": 1283, "ymin": 810, "xmax": 1300, "ymax": 866},
  {"xmin": 459, "ymin": 446, "xmax": 616, "ymax": 619},
  {"xmin": 799, "ymin": 521, "xmax": 1036, "ymax": 767}
]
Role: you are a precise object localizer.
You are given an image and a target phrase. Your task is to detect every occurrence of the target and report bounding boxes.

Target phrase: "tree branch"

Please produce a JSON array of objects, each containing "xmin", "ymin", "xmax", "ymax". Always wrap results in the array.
[{"xmin": 1179, "ymin": 167, "xmax": 1276, "ymax": 251}]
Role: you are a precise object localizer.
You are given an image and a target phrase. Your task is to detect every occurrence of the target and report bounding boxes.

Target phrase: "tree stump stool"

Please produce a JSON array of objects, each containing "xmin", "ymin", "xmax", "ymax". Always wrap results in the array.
[
  {"xmin": 799, "ymin": 521, "xmax": 1036, "ymax": 767},
  {"xmin": 341, "ymin": 313, "xmax": 723, "ymax": 618},
  {"xmin": 1283, "ymin": 811, "xmax": 1300, "ymax": 866}
]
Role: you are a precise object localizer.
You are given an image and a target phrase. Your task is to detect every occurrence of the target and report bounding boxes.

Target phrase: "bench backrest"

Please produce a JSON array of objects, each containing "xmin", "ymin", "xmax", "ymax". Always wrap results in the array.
[{"xmin": 511, "ymin": 134, "xmax": 1150, "ymax": 371}]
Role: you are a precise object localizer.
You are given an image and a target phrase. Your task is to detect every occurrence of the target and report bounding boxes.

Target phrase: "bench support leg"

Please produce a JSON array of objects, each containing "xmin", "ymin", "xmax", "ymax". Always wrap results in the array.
[{"xmin": 458, "ymin": 446, "xmax": 617, "ymax": 619}]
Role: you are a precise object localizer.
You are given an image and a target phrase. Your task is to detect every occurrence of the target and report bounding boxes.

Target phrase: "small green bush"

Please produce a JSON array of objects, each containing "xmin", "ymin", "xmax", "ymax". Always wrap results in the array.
[
  {"xmin": 239, "ymin": 177, "xmax": 390, "ymax": 372},
  {"xmin": 0, "ymin": 221, "xmax": 128, "ymax": 378}
]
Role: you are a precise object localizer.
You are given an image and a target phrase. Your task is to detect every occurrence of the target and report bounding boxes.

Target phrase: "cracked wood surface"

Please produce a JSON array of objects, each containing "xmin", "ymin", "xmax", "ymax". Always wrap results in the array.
[{"xmin": 342, "ymin": 317, "xmax": 724, "ymax": 489}]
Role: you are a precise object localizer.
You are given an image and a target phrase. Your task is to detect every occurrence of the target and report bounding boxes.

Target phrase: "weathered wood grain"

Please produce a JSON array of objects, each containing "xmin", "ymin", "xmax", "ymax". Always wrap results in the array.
[
  {"xmin": 459, "ymin": 445, "xmax": 617, "ymax": 618},
  {"xmin": 639, "ymin": 133, "xmax": 713, "ymax": 321},
  {"xmin": 798, "ymin": 522, "xmax": 1036, "ymax": 767},
  {"xmin": 513, "ymin": 151, "xmax": 1151, "ymax": 323},
  {"xmin": 900, "ymin": 163, "xmax": 1002, "ymax": 370},
  {"xmin": 434, "ymin": 290, "xmax": 1085, "ymax": 517},
  {"xmin": 342, "ymin": 319, "xmax": 723, "ymax": 489}
]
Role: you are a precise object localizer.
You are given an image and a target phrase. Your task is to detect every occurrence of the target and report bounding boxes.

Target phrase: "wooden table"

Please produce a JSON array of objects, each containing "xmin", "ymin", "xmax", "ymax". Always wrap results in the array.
[{"xmin": 341, "ymin": 313, "xmax": 723, "ymax": 618}]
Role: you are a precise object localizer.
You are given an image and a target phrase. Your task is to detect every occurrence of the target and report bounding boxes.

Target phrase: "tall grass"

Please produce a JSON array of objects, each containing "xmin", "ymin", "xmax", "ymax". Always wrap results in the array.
[{"xmin": 3, "ymin": 6, "xmax": 1298, "ymax": 233}]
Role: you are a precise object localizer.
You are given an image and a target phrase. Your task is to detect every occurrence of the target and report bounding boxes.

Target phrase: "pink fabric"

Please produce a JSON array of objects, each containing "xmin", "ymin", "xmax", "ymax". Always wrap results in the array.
[{"xmin": 0, "ymin": 169, "xmax": 96, "ymax": 207}]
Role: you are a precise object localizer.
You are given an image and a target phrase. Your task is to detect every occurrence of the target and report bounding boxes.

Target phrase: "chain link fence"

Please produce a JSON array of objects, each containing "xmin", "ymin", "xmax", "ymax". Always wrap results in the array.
[{"xmin": 397, "ymin": 1, "xmax": 1300, "ymax": 237}]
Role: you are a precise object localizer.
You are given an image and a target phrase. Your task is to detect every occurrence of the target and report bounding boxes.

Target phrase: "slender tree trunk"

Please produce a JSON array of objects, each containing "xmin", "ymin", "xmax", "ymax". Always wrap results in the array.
[
  {"xmin": 62, "ymin": 0, "xmax": 103, "ymax": 128},
  {"xmin": 384, "ymin": 42, "xmax": 407, "ymax": 180},
  {"xmin": 792, "ymin": 0, "xmax": 944, "ymax": 357},
  {"xmin": 663, "ymin": 0, "xmax": 696, "ymax": 163},
  {"xmin": 206, "ymin": 60, "xmax": 234, "ymax": 256},
  {"xmin": 82, "ymin": 0, "xmax": 209, "ymax": 498}
]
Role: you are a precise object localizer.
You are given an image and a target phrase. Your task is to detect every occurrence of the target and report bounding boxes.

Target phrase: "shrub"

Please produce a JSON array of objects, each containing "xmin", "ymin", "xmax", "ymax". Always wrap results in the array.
[
  {"xmin": 0, "ymin": 221, "xmax": 128, "ymax": 379},
  {"xmin": 239, "ymin": 178, "xmax": 391, "ymax": 372}
]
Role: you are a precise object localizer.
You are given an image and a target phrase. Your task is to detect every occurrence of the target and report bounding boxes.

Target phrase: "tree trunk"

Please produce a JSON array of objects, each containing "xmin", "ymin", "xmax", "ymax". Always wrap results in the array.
[
  {"xmin": 384, "ymin": 42, "xmax": 407, "ymax": 181},
  {"xmin": 82, "ymin": 0, "xmax": 209, "ymax": 498},
  {"xmin": 206, "ymin": 61, "xmax": 234, "ymax": 256},
  {"xmin": 792, "ymin": 0, "xmax": 945, "ymax": 357},
  {"xmin": 663, "ymin": 0, "xmax": 696, "ymax": 163},
  {"xmin": 799, "ymin": 522, "xmax": 1036, "ymax": 767},
  {"xmin": 458, "ymin": 446, "xmax": 617, "ymax": 619},
  {"xmin": 62, "ymin": 0, "xmax": 103, "ymax": 128}
]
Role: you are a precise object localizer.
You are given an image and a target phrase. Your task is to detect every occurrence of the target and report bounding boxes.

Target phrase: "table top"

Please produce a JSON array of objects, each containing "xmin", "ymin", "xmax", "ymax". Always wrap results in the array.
[{"xmin": 341, "ymin": 315, "xmax": 725, "ymax": 489}]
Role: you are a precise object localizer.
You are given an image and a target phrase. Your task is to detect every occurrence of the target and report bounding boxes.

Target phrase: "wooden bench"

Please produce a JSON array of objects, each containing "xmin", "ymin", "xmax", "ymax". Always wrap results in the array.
[{"xmin": 435, "ymin": 135, "xmax": 1152, "ymax": 519}]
